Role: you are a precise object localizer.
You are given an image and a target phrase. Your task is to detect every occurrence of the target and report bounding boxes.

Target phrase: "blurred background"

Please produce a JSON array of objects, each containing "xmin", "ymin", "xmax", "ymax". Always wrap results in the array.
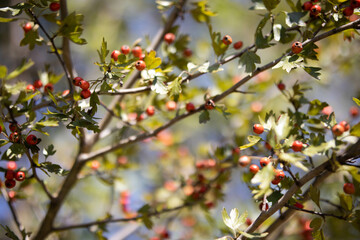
[{"xmin": 1, "ymin": 0, "xmax": 360, "ymax": 239}]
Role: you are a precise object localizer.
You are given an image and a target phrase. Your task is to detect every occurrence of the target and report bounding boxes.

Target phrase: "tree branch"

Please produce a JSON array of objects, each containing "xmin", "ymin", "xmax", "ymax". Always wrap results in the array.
[{"xmin": 284, "ymin": 204, "xmax": 347, "ymax": 220}]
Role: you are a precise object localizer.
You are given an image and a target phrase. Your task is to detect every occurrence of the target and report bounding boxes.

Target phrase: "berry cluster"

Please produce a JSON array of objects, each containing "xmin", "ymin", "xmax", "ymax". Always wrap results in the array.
[
  {"xmin": 302, "ymin": 1, "xmax": 321, "ymax": 17},
  {"xmin": 110, "ymin": 44, "xmax": 147, "ymax": 71},
  {"xmin": 4, "ymin": 161, "xmax": 25, "ymax": 189},
  {"xmin": 73, "ymin": 77, "xmax": 91, "ymax": 99},
  {"xmin": 343, "ymin": 0, "xmax": 360, "ymax": 16},
  {"xmin": 221, "ymin": 35, "xmax": 243, "ymax": 50},
  {"xmin": 26, "ymin": 79, "xmax": 54, "ymax": 94}
]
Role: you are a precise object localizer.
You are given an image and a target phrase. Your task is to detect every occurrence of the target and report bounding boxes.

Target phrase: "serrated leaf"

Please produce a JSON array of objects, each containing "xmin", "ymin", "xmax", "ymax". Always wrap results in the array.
[
  {"xmin": 141, "ymin": 216, "xmax": 153, "ymax": 229},
  {"xmin": 6, "ymin": 59, "xmax": 34, "ymax": 80},
  {"xmin": 285, "ymin": 11, "xmax": 307, "ymax": 27},
  {"xmin": 278, "ymin": 152, "xmax": 308, "ymax": 171},
  {"xmin": 208, "ymin": 24, "xmax": 228, "ymax": 57},
  {"xmin": 222, "ymin": 208, "xmax": 247, "ymax": 233},
  {"xmin": 20, "ymin": 28, "xmax": 43, "ymax": 50},
  {"xmin": 144, "ymin": 50, "xmax": 161, "ymax": 69},
  {"xmin": 309, "ymin": 185, "xmax": 320, "ymax": 209},
  {"xmin": 255, "ymin": 13, "xmax": 272, "ymax": 49},
  {"xmin": 239, "ymin": 51, "xmax": 261, "ymax": 73},
  {"xmin": 199, "ymin": 110, "xmax": 210, "ymax": 124},
  {"xmin": 198, "ymin": 61, "xmax": 210, "ymax": 73},
  {"xmin": 190, "ymin": 0, "xmax": 217, "ymax": 23},
  {"xmin": 58, "ymin": 12, "xmax": 87, "ymax": 45},
  {"xmin": 151, "ymin": 76, "xmax": 168, "ymax": 94},
  {"xmin": 168, "ymin": 77, "xmax": 182, "ymax": 100},
  {"xmin": 251, "ymin": 164, "xmax": 275, "ymax": 199},
  {"xmin": 43, "ymin": 144, "xmax": 56, "ymax": 159},
  {"xmin": 40, "ymin": 162, "xmax": 68, "ymax": 176},
  {"xmin": 97, "ymin": 38, "xmax": 109, "ymax": 64},
  {"xmin": 239, "ymin": 135, "xmax": 261, "ymax": 150},
  {"xmin": 303, "ymin": 66, "xmax": 321, "ymax": 80},
  {"xmin": 273, "ymin": 55, "xmax": 303, "ymax": 73}
]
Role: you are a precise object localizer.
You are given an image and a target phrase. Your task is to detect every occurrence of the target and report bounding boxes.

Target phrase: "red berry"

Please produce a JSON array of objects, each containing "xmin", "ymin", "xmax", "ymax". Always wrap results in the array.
[
  {"xmin": 33, "ymin": 79, "xmax": 43, "ymax": 89},
  {"xmin": 292, "ymin": 41, "xmax": 303, "ymax": 54},
  {"xmin": 73, "ymin": 77, "xmax": 83, "ymax": 86},
  {"xmin": 222, "ymin": 35, "xmax": 232, "ymax": 45},
  {"xmin": 275, "ymin": 169, "xmax": 285, "ymax": 180},
  {"xmin": 265, "ymin": 142, "xmax": 272, "ymax": 150},
  {"xmin": 259, "ymin": 202, "xmax": 269, "ymax": 211},
  {"xmin": 277, "ymin": 83, "xmax": 285, "ymax": 90},
  {"xmin": 292, "ymin": 140, "xmax": 303, "ymax": 152},
  {"xmin": 343, "ymin": 183, "xmax": 355, "ymax": 194},
  {"xmin": 232, "ymin": 147, "xmax": 240, "ymax": 155},
  {"xmin": 0, "ymin": 126, "xmax": 2, "ymax": 134},
  {"xmin": 249, "ymin": 164, "xmax": 259, "ymax": 174},
  {"xmin": 166, "ymin": 101, "xmax": 177, "ymax": 111},
  {"xmin": 253, "ymin": 124, "xmax": 264, "ymax": 134},
  {"xmin": 246, "ymin": 218, "xmax": 252, "ymax": 226},
  {"xmin": 15, "ymin": 171, "xmax": 25, "ymax": 181},
  {"xmin": 132, "ymin": 46, "xmax": 142, "ymax": 58},
  {"xmin": 23, "ymin": 22, "xmax": 33, "ymax": 33},
  {"xmin": 260, "ymin": 157, "xmax": 271, "ymax": 167},
  {"xmin": 146, "ymin": 105, "xmax": 155, "ymax": 116},
  {"xmin": 121, "ymin": 45, "xmax": 130, "ymax": 55},
  {"xmin": 164, "ymin": 33, "xmax": 175, "ymax": 44},
  {"xmin": 111, "ymin": 50, "xmax": 121, "ymax": 61},
  {"xmin": 79, "ymin": 80, "xmax": 90, "ymax": 90},
  {"xmin": 310, "ymin": 5, "xmax": 321, "ymax": 17},
  {"xmin": 351, "ymin": 0, "xmax": 360, "ymax": 8},
  {"xmin": 5, "ymin": 170, "xmax": 15, "ymax": 180},
  {"xmin": 44, "ymin": 83, "xmax": 54, "ymax": 93},
  {"xmin": 9, "ymin": 123, "xmax": 19, "ymax": 132},
  {"xmin": 233, "ymin": 41, "xmax": 243, "ymax": 49},
  {"xmin": 80, "ymin": 89, "xmax": 91, "ymax": 99},
  {"xmin": 91, "ymin": 160, "xmax": 100, "ymax": 170},
  {"xmin": 350, "ymin": 106, "xmax": 359, "ymax": 117},
  {"xmin": 205, "ymin": 201, "xmax": 215, "ymax": 209},
  {"xmin": 5, "ymin": 179, "xmax": 16, "ymax": 189},
  {"xmin": 321, "ymin": 106, "xmax": 333, "ymax": 116},
  {"xmin": 8, "ymin": 190, "xmax": 16, "ymax": 200},
  {"xmin": 26, "ymin": 84, "xmax": 35, "ymax": 92},
  {"xmin": 136, "ymin": 113, "xmax": 145, "ymax": 121},
  {"xmin": 62, "ymin": 89, "xmax": 70, "ymax": 97},
  {"xmin": 238, "ymin": 156, "xmax": 251, "ymax": 167},
  {"xmin": 343, "ymin": 7, "xmax": 354, "ymax": 16},
  {"xmin": 9, "ymin": 132, "xmax": 20, "ymax": 143},
  {"xmin": 183, "ymin": 48, "xmax": 192, "ymax": 57},
  {"xmin": 135, "ymin": 60, "xmax": 146, "ymax": 71},
  {"xmin": 186, "ymin": 102, "xmax": 196, "ymax": 112},
  {"xmin": 205, "ymin": 99, "xmax": 215, "ymax": 110},
  {"xmin": 339, "ymin": 121, "xmax": 350, "ymax": 131},
  {"xmin": 271, "ymin": 178, "xmax": 281, "ymax": 185},
  {"xmin": 294, "ymin": 202, "xmax": 304, "ymax": 209},
  {"xmin": 26, "ymin": 134, "xmax": 38, "ymax": 145},
  {"xmin": 7, "ymin": 161, "xmax": 17, "ymax": 171},
  {"xmin": 302, "ymin": 1, "xmax": 313, "ymax": 11},
  {"xmin": 49, "ymin": 2, "xmax": 60, "ymax": 11},
  {"xmin": 332, "ymin": 124, "xmax": 345, "ymax": 136}
]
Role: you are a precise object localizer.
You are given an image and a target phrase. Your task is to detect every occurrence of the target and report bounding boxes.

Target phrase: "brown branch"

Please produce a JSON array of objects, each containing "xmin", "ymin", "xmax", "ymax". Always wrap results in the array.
[
  {"xmin": 284, "ymin": 204, "xmax": 347, "ymax": 220},
  {"xmin": 1, "ymin": 188, "xmax": 25, "ymax": 235}
]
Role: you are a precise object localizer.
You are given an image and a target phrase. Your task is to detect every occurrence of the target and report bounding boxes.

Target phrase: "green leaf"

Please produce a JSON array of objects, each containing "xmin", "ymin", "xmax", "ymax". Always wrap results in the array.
[
  {"xmin": 151, "ymin": 76, "xmax": 168, "ymax": 94},
  {"xmin": 141, "ymin": 215, "xmax": 153, "ymax": 229},
  {"xmin": 208, "ymin": 24, "xmax": 228, "ymax": 57},
  {"xmin": 310, "ymin": 218, "xmax": 323, "ymax": 231},
  {"xmin": 339, "ymin": 193, "xmax": 352, "ymax": 211},
  {"xmin": 199, "ymin": 110, "xmax": 210, "ymax": 124},
  {"xmin": 168, "ymin": 77, "xmax": 182, "ymax": 100},
  {"xmin": 255, "ymin": 13, "xmax": 272, "ymax": 49},
  {"xmin": 285, "ymin": 11, "xmax": 307, "ymax": 27},
  {"xmin": 43, "ymin": 144, "xmax": 56, "ymax": 159},
  {"xmin": 278, "ymin": 152, "xmax": 308, "ymax": 171},
  {"xmin": 0, "ymin": 17, "xmax": 18, "ymax": 22},
  {"xmin": 239, "ymin": 135, "xmax": 261, "ymax": 150},
  {"xmin": 263, "ymin": 0, "xmax": 281, "ymax": 11},
  {"xmin": 312, "ymin": 229, "xmax": 325, "ymax": 240},
  {"xmin": 190, "ymin": 0, "xmax": 217, "ymax": 23},
  {"xmin": 238, "ymin": 231, "xmax": 268, "ymax": 239},
  {"xmin": 68, "ymin": 119, "xmax": 100, "ymax": 133},
  {"xmin": 6, "ymin": 59, "xmax": 34, "ymax": 80},
  {"xmin": 36, "ymin": 119, "xmax": 59, "ymax": 127},
  {"xmin": 58, "ymin": 12, "xmax": 87, "ymax": 45},
  {"xmin": 222, "ymin": 208, "xmax": 247, "ymax": 233},
  {"xmin": 267, "ymin": 191, "xmax": 283, "ymax": 205},
  {"xmin": 301, "ymin": 42, "xmax": 319, "ymax": 61},
  {"xmin": 251, "ymin": 164, "xmax": 275, "ymax": 199},
  {"xmin": 0, "ymin": 139, "xmax": 9, "ymax": 147},
  {"xmin": 0, "ymin": 225, "xmax": 20, "ymax": 240},
  {"xmin": 40, "ymin": 162, "xmax": 69, "ymax": 176},
  {"xmin": 97, "ymin": 38, "xmax": 109, "ymax": 64},
  {"xmin": 308, "ymin": 100, "xmax": 328, "ymax": 116},
  {"xmin": 0, "ymin": 65, "xmax": 7, "ymax": 78},
  {"xmin": 239, "ymin": 51, "xmax": 261, "ymax": 73},
  {"xmin": 273, "ymin": 55, "xmax": 303, "ymax": 73},
  {"xmin": 309, "ymin": 185, "xmax": 321, "ymax": 209},
  {"xmin": 42, "ymin": 13, "xmax": 58, "ymax": 23},
  {"xmin": 303, "ymin": 66, "xmax": 321, "ymax": 80},
  {"xmin": 144, "ymin": 50, "xmax": 162, "ymax": 69},
  {"xmin": 350, "ymin": 122, "xmax": 360, "ymax": 137},
  {"xmin": 20, "ymin": 28, "xmax": 43, "ymax": 50},
  {"xmin": 353, "ymin": 97, "xmax": 360, "ymax": 107}
]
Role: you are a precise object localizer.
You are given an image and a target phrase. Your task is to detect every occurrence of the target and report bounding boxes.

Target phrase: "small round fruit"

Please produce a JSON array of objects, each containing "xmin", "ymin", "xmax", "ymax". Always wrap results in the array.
[
  {"xmin": 339, "ymin": 121, "xmax": 350, "ymax": 131},
  {"xmin": 292, "ymin": 140, "xmax": 303, "ymax": 152},
  {"xmin": 222, "ymin": 35, "xmax": 232, "ymax": 45},
  {"xmin": 350, "ymin": 106, "xmax": 359, "ymax": 117},
  {"xmin": 26, "ymin": 84, "xmax": 35, "ymax": 92},
  {"xmin": 44, "ymin": 83, "xmax": 54, "ymax": 93},
  {"xmin": 253, "ymin": 124, "xmax": 264, "ymax": 134},
  {"xmin": 121, "ymin": 45, "xmax": 130, "ymax": 55},
  {"xmin": 310, "ymin": 5, "xmax": 321, "ymax": 17},
  {"xmin": 292, "ymin": 41, "xmax": 303, "ymax": 54},
  {"xmin": 135, "ymin": 60, "xmax": 146, "ymax": 71},
  {"xmin": 343, "ymin": 7, "xmax": 354, "ymax": 16},
  {"xmin": 62, "ymin": 89, "xmax": 70, "ymax": 97},
  {"xmin": 23, "ymin": 22, "xmax": 33, "ymax": 33},
  {"xmin": 271, "ymin": 178, "xmax": 281, "ymax": 185},
  {"xmin": 0, "ymin": 126, "xmax": 2, "ymax": 133},
  {"xmin": 9, "ymin": 123, "xmax": 19, "ymax": 132},
  {"xmin": 5, "ymin": 179, "xmax": 16, "ymax": 189},
  {"xmin": 232, "ymin": 147, "xmax": 240, "ymax": 155},
  {"xmin": 343, "ymin": 183, "xmax": 355, "ymax": 194},
  {"xmin": 26, "ymin": 134, "xmax": 38, "ymax": 145},
  {"xmin": 111, "ymin": 50, "xmax": 121, "ymax": 61},
  {"xmin": 73, "ymin": 77, "xmax": 83, "ymax": 86},
  {"xmin": 9, "ymin": 132, "xmax": 20, "ymax": 143},
  {"xmin": 246, "ymin": 218, "xmax": 252, "ymax": 226},
  {"xmin": 275, "ymin": 169, "xmax": 285, "ymax": 180},
  {"xmin": 49, "ymin": 2, "xmax": 60, "ymax": 11},
  {"xmin": 186, "ymin": 102, "xmax": 196, "ymax": 112},
  {"xmin": 249, "ymin": 164, "xmax": 260, "ymax": 174},
  {"xmin": 79, "ymin": 80, "xmax": 90, "ymax": 90},
  {"xmin": 205, "ymin": 99, "xmax": 215, "ymax": 110},
  {"xmin": 166, "ymin": 101, "xmax": 177, "ymax": 111},
  {"xmin": 5, "ymin": 170, "xmax": 15, "ymax": 180},
  {"xmin": 80, "ymin": 89, "xmax": 91, "ymax": 99},
  {"xmin": 294, "ymin": 202, "xmax": 304, "ymax": 209},
  {"xmin": 234, "ymin": 41, "xmax": 243, "ymax": 49},
  {"xmin": 260, "ymin": 157, "xmax": 270, "ymax": 167},
  {"xmin": 15, "ymin": 171, "xmax": 25, "ymax": 181},
  {"xmin": 132, "ymin": 46, "xmax": 142, "ymax": 58},
  {"xmin": 302, "ymin": 1, "xmax": 313, "ymax": 11},
  {"xmin": 7, "ymin": 161, "xmax": 17, "ymax": 171},
  {"xmin": 238, "ymin": 156, "xmax": 251, "ymax": 167},
  {"xmin": 265, "ymin": 142, "xmax": 272, "ymax": 150},
  {"xmin": 164, "ymin": 33, "xmax": 175, "ymax": 44},
  {"xmin": 91, "ymin": 160, "xmax": 100, "ymax": 170},
  {"xmin": 34, "ymin": 79, "xmax": 43, "ymax": 89},
  {"xmin": 183, "ymin": 48, "xmax": 192, "ymax": 57},
  {"xmin": 259, "ymin": 202, "xmax": 269, "ymax": 211},
  {"xmin": 332, "ymin": 124, "xmax": 345, "ymax": 136},
  {"xmin": 146, "ymin": 105, "xmax": 155, "ymax": 116},
  {"xmin": 351, "ymin": 0, "xmax": 360, "ymax": 8},
  {"xmin": 277, "ymin": 83, "xmax": 285, "ymax": 91}
]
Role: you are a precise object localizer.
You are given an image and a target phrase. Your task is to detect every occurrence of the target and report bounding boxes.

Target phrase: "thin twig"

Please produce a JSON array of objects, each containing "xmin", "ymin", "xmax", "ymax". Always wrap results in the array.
[
  {"xmin": 285, "ymin": 204, "xmax": 347, "ymax": 220},
  {"xmin": 1, "ymin": 188, "xmax": 25, "ymax": 235}
]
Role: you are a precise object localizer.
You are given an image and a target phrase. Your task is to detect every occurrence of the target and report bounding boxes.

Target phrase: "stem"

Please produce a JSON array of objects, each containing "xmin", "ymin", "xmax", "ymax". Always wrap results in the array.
[{"xmin": 285, "ymin": 204, "xmax": 347, "ymax": 220}]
